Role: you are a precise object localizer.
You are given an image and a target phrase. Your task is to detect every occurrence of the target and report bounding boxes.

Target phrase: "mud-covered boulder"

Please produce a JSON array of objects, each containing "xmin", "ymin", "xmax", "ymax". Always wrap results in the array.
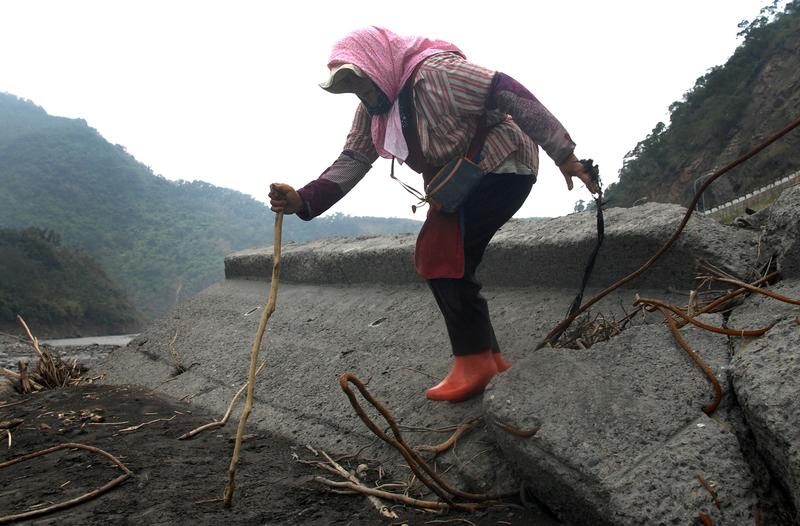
[
  {"xmin": 485, "ymin": 319, "xmax": 759, "ymax": 525},
  {"xmin": 761, "ymin": 185, "xmax": 800, "ymax": 278},
  {"xmin": 730, "ymin": 278, "xmax": 800, "ymax": 511}
]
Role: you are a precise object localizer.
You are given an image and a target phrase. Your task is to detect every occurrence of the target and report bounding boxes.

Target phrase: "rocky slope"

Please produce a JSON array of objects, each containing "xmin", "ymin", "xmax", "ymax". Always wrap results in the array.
[
  {"xmin": 606, "ymin": 3, "xmax": 800, "ymax": 210},
  {"xmin": 96, "ymin": 186, "xmax": 800, "ymax": 524}
]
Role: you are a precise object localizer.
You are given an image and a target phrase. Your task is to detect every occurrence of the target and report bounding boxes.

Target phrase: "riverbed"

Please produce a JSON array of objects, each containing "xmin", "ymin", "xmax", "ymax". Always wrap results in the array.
[{"xmin": 0, "ymin": 334, "xmax": 136, "ymax": 371}]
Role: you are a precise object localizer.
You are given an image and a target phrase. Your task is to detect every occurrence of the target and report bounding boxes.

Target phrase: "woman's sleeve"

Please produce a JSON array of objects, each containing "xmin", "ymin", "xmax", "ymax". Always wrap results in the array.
[
  {"xmin": 296, "ymin": 104, "xmax": 379, "ymax": 220},
  {"xmin": 487, "ymin": 72, "xmax": 576, "ymax": 165}
]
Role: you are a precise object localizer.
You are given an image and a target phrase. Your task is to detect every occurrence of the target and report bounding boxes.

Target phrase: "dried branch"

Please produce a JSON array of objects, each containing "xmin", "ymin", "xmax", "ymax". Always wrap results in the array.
[
  {"xmin": 0, "ymin": 400, "xmax": 28, "ymax": 409},
  {"xmin": 636, "ymin": 297, "xmax": 774, "ymax": 337},
  {"xmin": 224, "ymin": 212, "xmax": 283, "ymax": 507},
  {"xmin": 677, "ymin": 271, "xmax": 780, "ymax": 327},
  {"xmin": 314, "ymin": 476, "xmax": 482, "ymax": 511},
  {"xmin": 0, "ymin": 442, "xmax": 131, "ymax": 523},
  {"xmin": 656, "ymin": 306, "xmax": 722, "ymax": 415},
  {"xmin": 339, "ymin": 373, "xmax": 513, "ymax": 505},
  {"xmin": 425, "ymin": 519, "xmax": 479, "ymax": 526},
  {"xmin": 166, "ymin": 320, "xmax": 185, "ymax": 374},
  {"xmin": 711, "ymin": 277, "xmax": 800, "ymax": 306},
  {"xmin": 538, "ymin": 114, "xmax": 800, "ymax": 348},
  {"xmin": 555, "ymin": 311, "xmax": 626, "ymax": 349},
  {"xmin": 18, "ymin": 360, "xmax": 32, "ymax": 394},
  {"xmin": 177, "ymin": 360, "xmax": 267, "ymax": 440},
  {"xmin": 1, "ymin": 367, "xmax": 43, "ymax": 391},
  {"xmin": 698, "ymin": 511, "xmax": 713, "ymax": 526},
  {"xmin": 118, "ymin": 415, "xmax": 176, "ymax": 433},
  {"xmin": 318, "ymin": 450, "xmax": 398, "ymax": 519},
  {"xmin": 0, "ymin": 418, "xmax": 23, "ymax": 430},
  {"xmin": 16, "ymin": 315, "xmax": 45, "ymax": 361},
  {"xmin": 9, "ymin": 316, "xmax": 88, "ymax": 391},
  {"xmin": 492, "ymin": 419, "xmax": 539, "ymax": 438},
  {"xmin": 697, "ymin": 474, "xmax": 721, "ymax": 509},
  {"xmin": 416, "ymin": 418, "xmax": 481, "ymax": 453}
]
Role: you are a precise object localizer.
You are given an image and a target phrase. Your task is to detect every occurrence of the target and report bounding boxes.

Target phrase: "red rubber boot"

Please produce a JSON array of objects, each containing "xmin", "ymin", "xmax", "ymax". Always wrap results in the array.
[
  {"xmin": 426, "ymin": 350, "xmax": 499, "ymax": 402},
  {"xmin": 493, "ymin": 352, "xmax": 513, "ymax": 372}
]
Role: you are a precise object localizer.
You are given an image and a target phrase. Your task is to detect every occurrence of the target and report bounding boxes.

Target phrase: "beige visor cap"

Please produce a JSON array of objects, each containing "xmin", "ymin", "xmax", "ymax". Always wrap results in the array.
[{"xmin": 319, "ymin": 63, "xmax": 369, "ymax": 94}]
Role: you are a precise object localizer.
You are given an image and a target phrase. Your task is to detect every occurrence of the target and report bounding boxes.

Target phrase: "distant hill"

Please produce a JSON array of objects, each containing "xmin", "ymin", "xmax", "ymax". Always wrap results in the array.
[
  {"xmin": 0, "ymin": 227, "xmax": 142, "ymax": 336},
  {"xmin": 0, "ymin": 93, "xmax": 421, "ymax": 318},
  {"xmin": 605, "ymin": 1, "xmax": 800, "ymax": 209}
]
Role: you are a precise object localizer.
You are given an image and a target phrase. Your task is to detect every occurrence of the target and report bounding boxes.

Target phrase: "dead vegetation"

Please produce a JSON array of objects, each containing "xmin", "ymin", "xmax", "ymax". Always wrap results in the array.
[
  {"xmin": 554, "ymin": 310, "xmax": 631, "ymax": 350},
  {"xmin": 0, "ymin": 442, "xmax": 131, "ymax": 523},
  {"xmin": 553, "ymin": 257, "xmax": 782, "ymax": 351},
  {"xmin": 166, "ymin": 319, "xmax": 186, "ymax": 375},
  {"xmin": 0, "ymin": 316, "xmax": 95, "ymax": 394},
  {"xmin": 299, "ymin": 372, "xmax": 517, "ymax": 516}
]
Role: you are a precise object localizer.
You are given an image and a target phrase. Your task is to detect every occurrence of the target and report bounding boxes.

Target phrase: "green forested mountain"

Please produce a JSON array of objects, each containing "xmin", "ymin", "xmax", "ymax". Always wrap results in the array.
[
  {"xmin": 605, "ymin": 1, "xmax": 800, "ymax": 209},
  {"xmin": 0, "ymin": 93, "xmax": 420, "ymax": 318},
  {"xmin": 0, "ymin": 227, "xmax": 142, "ymax": 335}
]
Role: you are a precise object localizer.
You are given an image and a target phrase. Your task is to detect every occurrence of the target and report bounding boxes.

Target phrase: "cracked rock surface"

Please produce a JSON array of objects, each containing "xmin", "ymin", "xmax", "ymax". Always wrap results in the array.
[{"xmin": 100, "ymin": 195, "xmax": 800, "ymax": 524}]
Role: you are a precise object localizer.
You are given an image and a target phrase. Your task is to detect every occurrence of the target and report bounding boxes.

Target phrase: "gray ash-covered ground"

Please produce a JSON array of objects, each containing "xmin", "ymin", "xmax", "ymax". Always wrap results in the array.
[{"xmin": 1, "ymin": 384, "xmax": 552, "ymax": 525}]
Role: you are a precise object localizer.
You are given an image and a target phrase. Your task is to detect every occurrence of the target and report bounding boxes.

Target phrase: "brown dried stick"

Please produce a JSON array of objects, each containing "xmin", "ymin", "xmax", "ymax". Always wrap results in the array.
[
  {"xmin": 416, "ymin": 417, "xmax": 481, "ymax": 453},
  {"xmin": 177, "ymin": 360, "xmax": 267, "ymax": 440},
  {"xmin": 0, "ymin": 400, "xmax": 27, "ymax": 409},
  {"xmin": 339, "ymin": 373, "xmax": 513, "ymax": 504},
  {"xmin": 15, "ymin": 316, "xmax": 85, "ymax": 389},
  {"xmin": 119, "ymin": 415, "xmax": 176, "ymax": 433},
  {"xmin": 339, "ymin": 372, "xmax": 455, "ymax": 507},
  {"xmin": 0, "ymin": 418, "xmax": 23, "ymax": 430},
  {"xmin": 313, "ymin": 477, "xmax": 481, "ymax": 511},
  {"xmin": 492, "ymin": 419, "xmax": 540, "ymax": 438},
  {"xmin": 712, "ymin": 277, "xmax": 800, "ymax": 306},
  {"xmin": 1, "ymin": 367, "xmax": 43, "ymax": 391},
  {"xmin": 0, "ymin": 443, "xmax": 131, "ymax": 523},
  {"xmin": 0, "ymin": 367, "xmax": 20, "ymax": 381},
  {"xmin": 697, "ymin": 474, "xmax": 721, "ymax": 509},
  {"xmin": 538, "ymin": 115, "xmax": 800, "ymax": 349},
  {"xmin": 637, "ymin": 298, "xmax": 774, "ymax": 337},
  {"xmin": 656, "ymin": 306, "xmax": 722, "ymax": 415},
  {"xmin": 677, "ymin": 271, "xmax": 780, "ymax": 328},
  {"xmin": 223, "ymin": 211, "xmax": 283, "ymax": 507},
  {"xmin": 166, "ymin": 320, "xmax": 184, "ymax": 372},
  {"xmin": 318, "ymin": 450, "xmax": 398, "ymax": 519},
  {"xmin": 16, "ymin": 315, "xmax": 45, "ymax": 361}
]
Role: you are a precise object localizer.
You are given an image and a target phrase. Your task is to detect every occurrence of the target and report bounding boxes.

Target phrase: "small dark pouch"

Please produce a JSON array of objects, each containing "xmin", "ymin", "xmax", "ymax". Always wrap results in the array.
[
  {"xmin": 391, "ymin": 115, "xmax": 492, "ymax": 214},
  {"xmin": 425, "ymin": 156, "xmax": 484, "ymax": 214},
  {"xmin": 424, "ymin": 116, "xmax": 491, "ymax": 214}
]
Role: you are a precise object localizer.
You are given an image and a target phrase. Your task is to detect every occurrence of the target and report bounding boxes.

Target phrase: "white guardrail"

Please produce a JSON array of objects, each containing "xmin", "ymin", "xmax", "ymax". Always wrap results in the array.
[{"xmin": 703, "ymin": 169, "xmax": 800, "ymax": 215}]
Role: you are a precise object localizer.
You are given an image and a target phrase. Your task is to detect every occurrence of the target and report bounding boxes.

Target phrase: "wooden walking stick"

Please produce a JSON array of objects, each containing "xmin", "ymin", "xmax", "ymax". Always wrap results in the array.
[{"xmin": 223, "ymin": 211, "xmax": 283, "ymax": 507}]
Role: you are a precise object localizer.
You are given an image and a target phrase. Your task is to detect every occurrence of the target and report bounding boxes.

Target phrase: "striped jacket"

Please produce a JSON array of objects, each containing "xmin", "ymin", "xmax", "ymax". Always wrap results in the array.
[{"xmin": 297, "ymin": 52, "xmax": 575, "ymax": 219}]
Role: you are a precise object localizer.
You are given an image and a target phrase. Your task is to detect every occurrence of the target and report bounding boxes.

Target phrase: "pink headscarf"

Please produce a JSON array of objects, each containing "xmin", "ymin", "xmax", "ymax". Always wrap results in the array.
[{"xmin": 328, "ymin": 27, "xmax": 463, "ymax": 161}]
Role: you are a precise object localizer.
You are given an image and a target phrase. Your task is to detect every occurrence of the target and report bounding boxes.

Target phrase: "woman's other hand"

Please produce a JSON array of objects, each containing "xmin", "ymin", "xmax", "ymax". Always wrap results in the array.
[
  {"xmin": 269, "ymin": 183, "xmax": 303, "ymax": 214},
  {"xmin": 559, "ymin": 154, "xmax": 600, "ymax": 195}
]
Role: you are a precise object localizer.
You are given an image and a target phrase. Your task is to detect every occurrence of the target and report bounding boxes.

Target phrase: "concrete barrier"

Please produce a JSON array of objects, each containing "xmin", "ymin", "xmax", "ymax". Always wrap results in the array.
[
  {"xmin": 486, "ymin": 319, "xmax": 758, "ymax": 525},
  {"xmin": 705, "ymin": 170, "xmax": 800, "ymax": 218},
  {"xmin": 730, "ymin": 278, "xmax": 800, "ymax": 511},
  {"xmin": 227, "ymin": 203, "xmax": 759, "ymax": 291}
]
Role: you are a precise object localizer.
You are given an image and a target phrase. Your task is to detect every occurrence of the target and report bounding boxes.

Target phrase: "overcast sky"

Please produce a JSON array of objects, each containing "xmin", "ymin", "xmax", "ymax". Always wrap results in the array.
[{"xmin": 1, "ymin": 1, "xmax": 769, "ymax": 219}]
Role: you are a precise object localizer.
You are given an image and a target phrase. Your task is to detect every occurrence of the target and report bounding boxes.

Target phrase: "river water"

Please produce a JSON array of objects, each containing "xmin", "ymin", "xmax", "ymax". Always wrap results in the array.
[
  {"xmin": 42, "ymin": 334, "xmax": 138, "ymax": 347},
  {"xmin": 0, "ymin": 334, "xmax": 137, "ymax": 371}
]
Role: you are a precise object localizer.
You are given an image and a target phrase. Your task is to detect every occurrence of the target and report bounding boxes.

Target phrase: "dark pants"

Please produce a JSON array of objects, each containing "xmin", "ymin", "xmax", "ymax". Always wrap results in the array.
[{"xmin": 427, "ymin": 173, "xmax": 534, "ymax": 356}]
